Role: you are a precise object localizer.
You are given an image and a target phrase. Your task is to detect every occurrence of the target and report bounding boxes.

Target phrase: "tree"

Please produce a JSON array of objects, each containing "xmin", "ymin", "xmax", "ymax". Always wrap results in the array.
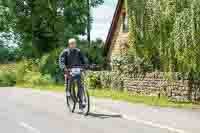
[
  {"xmin": 0, "ymin": 0, "xmax": 104, "ymax": 57},
  {"xmin": 127, "ymin": 0, "xmax": 200, "ymax": 79},
  {"xmin": 0, "ymin": 41, "xmax": 19, "ymax": 63}
]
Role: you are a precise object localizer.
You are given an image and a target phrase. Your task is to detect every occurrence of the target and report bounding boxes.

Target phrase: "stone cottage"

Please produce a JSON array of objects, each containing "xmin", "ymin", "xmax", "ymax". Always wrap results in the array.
[
  {"xmin": 104, "ymin": 0, "xmax": 129, "ymax": 64},
  {"xmin": 103, "ymin": 0, "xmax": 200, "ymax": 101}
]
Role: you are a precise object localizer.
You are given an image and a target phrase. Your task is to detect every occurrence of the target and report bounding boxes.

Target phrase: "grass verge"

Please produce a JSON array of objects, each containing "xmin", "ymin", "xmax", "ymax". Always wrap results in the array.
[{"xmin": 16, "ymin": 83, "xmax": 200, "ymax": 109}]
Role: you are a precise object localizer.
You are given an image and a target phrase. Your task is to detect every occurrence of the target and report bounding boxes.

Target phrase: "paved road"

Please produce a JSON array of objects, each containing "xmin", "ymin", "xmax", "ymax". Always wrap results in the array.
[{"xmin": 0, "ymin": 87, "xmax": 199, "ymax": 133}]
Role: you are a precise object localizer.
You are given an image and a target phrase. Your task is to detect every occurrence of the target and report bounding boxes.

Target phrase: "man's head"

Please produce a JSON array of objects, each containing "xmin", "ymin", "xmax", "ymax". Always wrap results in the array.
[{"xmin": 68, "ymin": 38, "xmax": 77, "ymax": 48}]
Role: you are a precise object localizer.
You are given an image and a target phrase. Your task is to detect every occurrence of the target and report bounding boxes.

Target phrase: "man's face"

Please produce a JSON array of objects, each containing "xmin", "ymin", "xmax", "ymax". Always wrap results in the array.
[{"xmin": 69, "ymin": 42, "xmax": 76, "ymax": 48}]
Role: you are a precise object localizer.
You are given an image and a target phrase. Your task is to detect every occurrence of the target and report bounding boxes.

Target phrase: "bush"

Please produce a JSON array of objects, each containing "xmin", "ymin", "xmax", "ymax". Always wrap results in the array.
[
  {"xmin": 16, "ymin": 59, "xmax": 54, "ymax": 86},
  {"xmin": 23, "ymin": 72, "xmax": 52, "ymax": 86},
  {"xmin": 0, "ymin": 70, "xmax": 16, "ymax": 86},
  {"xmin": 111, "ymin": 55, "xmax": 153, "ymax": 77},
  {"xmin": 16, "ymin": 59, "xmax": 38, "ymax": 83},
  {"xmin": 86, "ymin": 71, "xmax": 124, "ymax": 91},
  {"xmin": 78, "ymin": 39, "xmax": 106, "ymax": 65},
  {"xmin": 39, "ymin": 50, "xmax": 64, "ymax": 83},
  {"xmin": 39, "ymin": 51, "xmax": 59, "ymax": 75},
  {"xmin": 85, "ymin": 72, "xmax": 101, "ymax": 89}
]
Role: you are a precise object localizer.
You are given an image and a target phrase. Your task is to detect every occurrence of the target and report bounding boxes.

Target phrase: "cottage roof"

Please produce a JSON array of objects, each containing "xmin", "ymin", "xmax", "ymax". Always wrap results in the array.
[{"xmin": 104, "ymin": 0, "xmax": 124, "ymax": 56}]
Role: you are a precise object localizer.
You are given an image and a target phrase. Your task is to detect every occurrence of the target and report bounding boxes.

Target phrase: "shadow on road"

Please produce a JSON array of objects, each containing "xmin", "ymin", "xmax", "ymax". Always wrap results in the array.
[{"xmin": 87, "ymin": 112, "xmax": 122, "ymax": 119}]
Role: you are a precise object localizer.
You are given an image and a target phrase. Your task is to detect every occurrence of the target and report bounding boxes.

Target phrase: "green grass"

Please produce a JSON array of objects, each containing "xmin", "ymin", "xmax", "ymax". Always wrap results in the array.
[
  {"xmin": 17, "ymin": 83, "xmax": 64, "ymax": 92},
  {"xmin": 16, "ymin": 83, "xmax": 200, "ymax": 109},
  {"xmin": 89, "ymin": 89, "xmax": 199, "ymax": 109}
]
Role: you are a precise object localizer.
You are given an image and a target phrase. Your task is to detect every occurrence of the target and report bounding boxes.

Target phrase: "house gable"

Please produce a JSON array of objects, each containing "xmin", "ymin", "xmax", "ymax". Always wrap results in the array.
[{"xmin": 104, "ymin": 0, "xmax": 129, "ymax": 63}]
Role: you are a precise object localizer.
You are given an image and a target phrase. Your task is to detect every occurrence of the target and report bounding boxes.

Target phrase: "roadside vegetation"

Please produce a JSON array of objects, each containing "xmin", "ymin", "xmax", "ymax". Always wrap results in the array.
[
  {"xmin": 0, "ymin": 70, "xmax": 16, "ymax": 87},
  {"xmin": 125, "ymin": 0, "xmax": 200, "ymax": 78},
  {"xmin": 0, "ymin": 64, "xmax": 16, "ymax": 87},
  {"xmin": 15, "ymin": 61, "xmax": 200, "ymax": 109}
]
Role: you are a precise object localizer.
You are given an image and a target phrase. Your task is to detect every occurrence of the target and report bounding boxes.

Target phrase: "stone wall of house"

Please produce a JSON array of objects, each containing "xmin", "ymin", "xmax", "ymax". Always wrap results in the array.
[
  {"xmin": 123, "ymin": 73, "xmax": 200, "ymax": 102},
  {"xmin": 86, "ymin": 71, "xmax": 200, "ymax": 102},
  {"xmin": 107, "ymin": 4, "xmax": 129, "ymax": 62}
]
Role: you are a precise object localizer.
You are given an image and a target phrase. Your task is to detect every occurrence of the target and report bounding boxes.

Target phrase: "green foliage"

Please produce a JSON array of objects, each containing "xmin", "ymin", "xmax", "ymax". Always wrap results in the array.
[
  {"xmin": 39, "ymin": 49, "xmax": 65, "ymax": 83},
  {"xmin": 127, "ymin": 0, "xmax": 200, "ymax": 79},
  {"xmin": 0, "ymin": 0, "xmax": 15, "ymax": 31},
  {"xmin": 0, "ymin": 45, "xmax": 9, "ymax": 63},
  {"xmin": 0, "ymin": 42, "xmax": 19, "ymax": 63},
  {"xmin": 16, "ymin": 59, "xmax": 53, "ymax": 86},
  {"xmin": 39, "ymin": 50, "xmax": 59, "ymax": 75},
  {"xmin": 0, "ymin": 0, "xmax": 104, "ymax": 58},
  {"xmin": 16, "ymin": 59, "xmax": 40, "ymax": 83},
  {"xmin": 0, "ymin": 70, "xmax": 16, "ymax": 86},
  {"xmin": 85, "ymin": 46, "xmax": 105, "ymax": 64},
  {"xmin": 86, "ymin": 71, "xmax": 124, "ymax": 91},
  {"xmin": 111, "ymin": 57, "xmax": 128, "ymax": 74},
  {"xmin": 86, "ymin": 72, "xmax": 101, "ymax": 89},
  {"xmin": 23, "ymin": 72, "xmax": 51, "ymax": 86},
  {"xmin": 64, "ymin": 0, "xmax": 104, "ymax": 36},
  {"xmin": 78, "ymin": 39, "xmax": 105, "ymax": 64},
  {"xmin": 111, "ymin": 53, "xmax": 153, "ymax": 76},
  {"xmin": 16, "ymin": 52, "xmax": 63, "ymax": 84}
]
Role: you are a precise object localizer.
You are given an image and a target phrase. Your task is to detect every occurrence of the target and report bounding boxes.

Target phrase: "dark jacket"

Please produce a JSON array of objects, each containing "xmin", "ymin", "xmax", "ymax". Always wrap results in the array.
[{"xmin": 63, "ymin": 48, "xmax": 87, "ymax": 68}]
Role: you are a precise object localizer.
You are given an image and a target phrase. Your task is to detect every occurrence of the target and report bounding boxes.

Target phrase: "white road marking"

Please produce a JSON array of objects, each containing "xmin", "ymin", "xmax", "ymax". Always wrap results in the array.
[
  {"xmin": 94, "ymin": 107, "xmax": 187, "ymax": 133},
  {"xmin": 94, "ymin": 105, "xmax": 188, "ymax": 133},
  {"xmin": 22, "ymin": 88, "xmax": 189, "ymax": 133},
  {"xmin": 122, "ymin": 115, "xmax": 188, "ymax": 133},
  {"xmin": 19, "ymin": 122, "xmax": 41, "ymax": 133}
]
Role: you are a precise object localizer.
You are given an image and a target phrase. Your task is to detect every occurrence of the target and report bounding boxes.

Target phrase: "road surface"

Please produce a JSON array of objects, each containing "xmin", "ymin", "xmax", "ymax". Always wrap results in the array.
[{"xmin": 0, "ymin": 87, "xmax": 199, "ymax": 133}]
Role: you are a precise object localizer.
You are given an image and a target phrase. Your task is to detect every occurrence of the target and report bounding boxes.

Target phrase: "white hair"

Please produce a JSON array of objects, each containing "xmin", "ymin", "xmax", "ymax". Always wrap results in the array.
[{"xmin": 68, "ymin": 38, "xmax": 76, "ymax": 44}]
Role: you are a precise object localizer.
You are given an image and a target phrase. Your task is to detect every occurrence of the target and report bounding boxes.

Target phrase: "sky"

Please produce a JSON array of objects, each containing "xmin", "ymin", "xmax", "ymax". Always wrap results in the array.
[{"xmin": 91, "ymin": 0, "xmax": 117, "ymax": 41}]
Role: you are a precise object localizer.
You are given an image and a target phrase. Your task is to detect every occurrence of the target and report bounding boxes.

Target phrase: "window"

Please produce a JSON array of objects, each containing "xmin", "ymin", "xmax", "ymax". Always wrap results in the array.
[
  {"xmin": 120, "ymin": 43, "xmax": 129, "ymax": 56},
  {"xmin": 122, "ymin": 12, "xmax": 128, "ymax": 33}
]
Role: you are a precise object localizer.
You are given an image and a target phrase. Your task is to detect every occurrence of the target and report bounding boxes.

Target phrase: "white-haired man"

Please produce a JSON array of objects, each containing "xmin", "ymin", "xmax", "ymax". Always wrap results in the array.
[{"xmin": 61, "ymin": 38, "xmax": 87, "ymax": 110}]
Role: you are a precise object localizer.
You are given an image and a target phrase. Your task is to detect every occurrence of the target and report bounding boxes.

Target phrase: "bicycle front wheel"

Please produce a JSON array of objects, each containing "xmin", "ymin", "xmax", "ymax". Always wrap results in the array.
[
  {"xmin": 81, "ymin": 88, "xmax": 90, "ymax": 116},
  {"xmin": 66, "ymin": 82, "xmax": 76, "ymax": 113}
]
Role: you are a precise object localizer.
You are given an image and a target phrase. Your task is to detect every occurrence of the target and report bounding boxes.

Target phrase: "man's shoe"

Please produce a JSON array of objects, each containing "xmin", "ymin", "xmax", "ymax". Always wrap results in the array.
[{"xmin": 79, "ymin": 103, "xmax": 86, "ymax": 110}]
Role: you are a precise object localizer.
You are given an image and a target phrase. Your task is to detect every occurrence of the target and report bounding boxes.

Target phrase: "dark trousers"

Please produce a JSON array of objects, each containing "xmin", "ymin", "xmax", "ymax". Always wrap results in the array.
[{"xmin": 66, "ymin": 74, "xmax": 84, "ymax": 104}]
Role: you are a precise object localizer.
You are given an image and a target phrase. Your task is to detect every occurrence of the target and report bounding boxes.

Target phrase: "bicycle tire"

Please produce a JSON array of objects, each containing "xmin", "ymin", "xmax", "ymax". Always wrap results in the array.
[
  {"xmin": 66, "ymin": 82, "xmax": 76, "ymax": 113},
  {"xmin": 82, "ymin": 89, "xmax": 90, "ymax": 116}
]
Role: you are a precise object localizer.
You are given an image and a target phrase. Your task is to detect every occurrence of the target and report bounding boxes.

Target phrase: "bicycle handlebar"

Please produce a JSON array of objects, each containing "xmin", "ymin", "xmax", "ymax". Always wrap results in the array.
[{"xmin": 65, "ymin": 64, "xmax": 102, "ymax": 71}]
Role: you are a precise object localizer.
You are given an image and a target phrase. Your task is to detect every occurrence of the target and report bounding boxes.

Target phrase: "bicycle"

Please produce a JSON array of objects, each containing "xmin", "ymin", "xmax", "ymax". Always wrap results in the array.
[{"xmin": 65, "ymin": 65, "xmax": 99, "ymax": 116}]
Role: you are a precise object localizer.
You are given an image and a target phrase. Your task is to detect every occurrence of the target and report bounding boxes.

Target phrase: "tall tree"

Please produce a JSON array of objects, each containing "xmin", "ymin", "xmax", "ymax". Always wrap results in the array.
[
  {"xmin": 127, "ymin": 0, "xmax": 200, "ymax": 78},
  {"xmin": 0, "ymin": 0, "xmax": 104, "ymax": 57}
]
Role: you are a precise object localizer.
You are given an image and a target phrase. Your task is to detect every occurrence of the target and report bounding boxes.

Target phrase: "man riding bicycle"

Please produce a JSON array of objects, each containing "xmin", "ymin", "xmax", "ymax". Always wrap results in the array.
[{"xmin": 61, "ymin": 38, "xmax": 88, "ymax": 110}]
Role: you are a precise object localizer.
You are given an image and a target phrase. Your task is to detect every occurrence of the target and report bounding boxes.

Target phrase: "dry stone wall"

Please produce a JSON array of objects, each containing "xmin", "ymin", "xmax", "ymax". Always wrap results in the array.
[
  {"xmin": 87, "ymin": 71, "xmax": 200, "ymax": 102},
  {"xmin": 123, "ymin": 73, "xmax": 200, "ymax": 102}
]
